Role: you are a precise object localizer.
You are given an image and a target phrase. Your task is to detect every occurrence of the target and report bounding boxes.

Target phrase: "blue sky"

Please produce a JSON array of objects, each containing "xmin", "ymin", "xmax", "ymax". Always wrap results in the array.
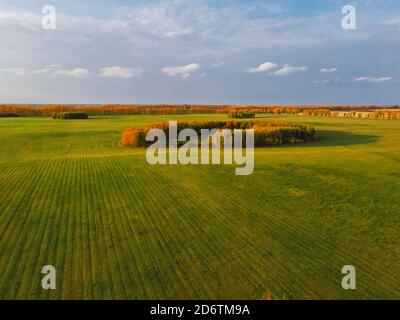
[{"xmin": 0, "ymin": 0, "xmax": 399, "ymax": 104}]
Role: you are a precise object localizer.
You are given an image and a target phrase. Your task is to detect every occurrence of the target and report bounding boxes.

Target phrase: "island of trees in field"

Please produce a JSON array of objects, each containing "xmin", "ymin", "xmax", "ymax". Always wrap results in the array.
[
  {"xmin": 52, "ymin": 112, "xmax": 89, "ymax": 120},
  {"xmin": 121, "ymin": 120, "xmax": 316, "ymax": 147}
]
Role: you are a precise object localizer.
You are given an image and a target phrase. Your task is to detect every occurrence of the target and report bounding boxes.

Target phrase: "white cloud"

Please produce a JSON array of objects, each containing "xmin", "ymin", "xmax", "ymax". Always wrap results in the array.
[
  {"xmin": 165, "ymin": 27, "xmax": 193, "ymax": 38},
  {"xmin": 213, "ymin": 62, "xmax": 224, "ymax": 67},
  {"xmin": 245, "ymin": 62, "xmax": 278, "ymax": 74},
  {"xmin": 129, "ymin": 5, "xmax": 193, "ymax": 38},
  {"xmin": 320, "ymin": 67, "xmax": 337, "ymax": 73},
  {"xmin": 32, "ymin": 64, "xmax": 61, "ymax": 75},
  {"xmin": 1, "ymin": 64, "xmax": 62, "ymax": 76},
  {"xmin": 312, "ymin": 79, "xmax": 331, "ymax": 84},
  {"xmin": 47, "ymin": 64, "xmax": 62, "ymax": 69},
  {"xmin": 274, "ymin": 64, "xmax": 308, "ymax": 76},
  {"xmin": 99, "ymin": 66, "xmax": 143, "ymax": 79},
  {"xmin": 354, "ymin": 76, "xmax": 392, "ymax": 83},
  {"xmin": 0, "ymin": 8, "xmax": 40, "ymax": 30},
  {"xmin": 54, "ymin": 68, "xmax": 89, "ymax": 78},
  {"xmin": 162, "ymin": 63, "xmax": 200, "ymax": 78},
  {"xmin": 0, "ymin": 1, "xmax": 398, "ymax": 60},
  {"xmin": 382, "ymin": 19, "xmax": 400, "ymax": 26},
  {"xmin": 1, "ymin": 67, "xmax": 26, "ymax": 76},
  {"xmin": 0, "ymin": 2, "xmax": 398, "ymax": 104},
  {"xmin": 32, "ymin": 68, "xmax": 52, "ymax": 75}
]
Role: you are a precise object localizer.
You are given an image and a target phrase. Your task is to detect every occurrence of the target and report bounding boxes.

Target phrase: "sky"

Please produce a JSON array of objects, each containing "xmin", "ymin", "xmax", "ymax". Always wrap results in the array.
[{"xmin": 0, "ymin": 0, "xmax": 399, "ymax": 105}]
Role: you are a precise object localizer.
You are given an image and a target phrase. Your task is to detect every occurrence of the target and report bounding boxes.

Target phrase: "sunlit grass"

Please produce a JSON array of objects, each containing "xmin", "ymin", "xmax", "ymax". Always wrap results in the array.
[{"xmin": 0, "ymin": 114, "xmax": 399, "ymax": 299}]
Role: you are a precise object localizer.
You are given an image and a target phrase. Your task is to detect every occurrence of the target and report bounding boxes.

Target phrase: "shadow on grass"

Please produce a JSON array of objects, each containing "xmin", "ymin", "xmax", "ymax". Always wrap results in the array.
[
  {"xmin": 265, "ymin": 130, "xmax": 379, "ymax": 150},
  {"xmin": 295, "ymin": 130, "xmax": 380, "ymax": 148}
]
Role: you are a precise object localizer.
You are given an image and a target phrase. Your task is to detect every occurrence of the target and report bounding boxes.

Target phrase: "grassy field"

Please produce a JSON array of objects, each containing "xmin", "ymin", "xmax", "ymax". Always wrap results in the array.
[{"xmin": 0, "ymin": 114, "xmax": 399, "ymax": 300}]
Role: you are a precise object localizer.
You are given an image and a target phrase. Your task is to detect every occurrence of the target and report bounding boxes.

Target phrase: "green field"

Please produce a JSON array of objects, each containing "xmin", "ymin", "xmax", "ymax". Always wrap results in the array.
[{"xmin": 0, "ymin": 114, "xmax": 399, "ymax": 300}]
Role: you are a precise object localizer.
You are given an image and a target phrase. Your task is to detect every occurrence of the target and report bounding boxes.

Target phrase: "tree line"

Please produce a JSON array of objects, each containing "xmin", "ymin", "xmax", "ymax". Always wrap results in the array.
[
  {"xmin": 303, "ymin": 109, "xmax": 400, "ymax": 120},
  {"xmin": 1, "ymin": 104, "xmax": 398, "ymax": 120}
]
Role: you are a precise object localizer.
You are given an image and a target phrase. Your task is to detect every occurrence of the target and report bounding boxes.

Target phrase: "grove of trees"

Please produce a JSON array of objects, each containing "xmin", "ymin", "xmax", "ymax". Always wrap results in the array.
[
  {"xmin": 228, "ymin": 111, "xmax": 256, "ymax": 119},
  {"xmin": 52, "ymin": 112, "xmax": 89, "ymax": 119},
  {"xmin": 121, "ymin": 120, "xmax": 316, "ymax": 147}
]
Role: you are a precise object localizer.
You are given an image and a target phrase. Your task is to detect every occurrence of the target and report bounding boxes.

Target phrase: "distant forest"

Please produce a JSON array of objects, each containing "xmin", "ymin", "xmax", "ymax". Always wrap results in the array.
[{"xmin": 0, "ymin": 104, "xmax": 399, "ymax": 119}]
